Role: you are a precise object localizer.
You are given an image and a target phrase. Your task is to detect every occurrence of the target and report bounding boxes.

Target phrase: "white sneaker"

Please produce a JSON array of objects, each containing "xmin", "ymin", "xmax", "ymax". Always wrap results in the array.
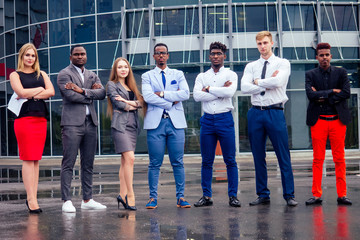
[
  {"xmin": 62, "ymin": 200, "xmax": 76, "ymax": 213},
  {"xmin": 81, "ymin": 199, "xmax": 107, "ymax": 210}
]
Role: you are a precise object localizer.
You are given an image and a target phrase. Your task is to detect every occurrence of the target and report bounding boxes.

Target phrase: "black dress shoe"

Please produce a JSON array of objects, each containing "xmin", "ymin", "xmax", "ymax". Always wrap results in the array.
[
  {"xmin": 125, "ymin": 195, "xmax": 137, "ymax": 211},
  {"xmin": 286, "ymin": 198, "xmax": 298, "ymax": 207},
  {"xmin": 305, "ymin": 197, "xmax": 322, "ymax": 205},
  {"xmin": 117, "ymin": 195, "xmax": 127, "ymax": 209},
  {"xmin": 25, "ymin": 200, "xmax": 41, "ymax": 214},
  {"xmin": 229, "ymin": 196, "xmax": 241, "ymax": 207},
  {"xmin": 337, "ymin": 197, "xmax": 352, "ymax": 205},
  {"xmin": 249, "ymin": 197, "xmax": 270, "ymax": 206},
  {"xmin": 194, "ymin": 196, "xmax": 213, "ymax": 207}
]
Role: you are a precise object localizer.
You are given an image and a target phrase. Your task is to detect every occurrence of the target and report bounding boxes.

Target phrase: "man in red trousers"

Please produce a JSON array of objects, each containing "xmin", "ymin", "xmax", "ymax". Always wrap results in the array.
[{"xmin": 305, "ymin": 43, "xmax": 352, "ymax": 205}]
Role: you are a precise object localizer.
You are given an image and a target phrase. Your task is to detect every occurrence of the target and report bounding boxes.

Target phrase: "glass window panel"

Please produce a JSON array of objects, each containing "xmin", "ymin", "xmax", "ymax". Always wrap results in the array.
[
  {"xmin": 203, "ymin": 6, "xmax": 229, "ymax": 34},
  {"xmin": 97, "ymin": 42, "xmax": 122, "ymax": 70},
  {"xmin": 50, "ymin": 75, "xmax": 62, "ymax": 99},
  {"xmin": 71, "ymin": 16, "xmax": 96, "ymax": 44},
  {"xmin": 321, "ymin": 5, "xmax": 357, "ymax": 31},
  {"xmin": 70, "ymin": 0, "xmax": 95, "ymax": 17},
  {"xmin": 6, "ymin": 81, "xmax": 17, "ymax": 156},
  {"xmin": 154, "ymin": 8, "xmax": 199, "ymax": 36},
  {"xmin": 97, "ymin": 13, "xmax": 122, "ymax": 41},
  {"xmin": 234, "ymin": 64, "xmax": 245, "ymax": 91},
  {"xmin": 15, "ymin": 0, "xmax": 28, "ymax": 28},
  {"xmin": 99, "ymin": 98, "xmax": 114, "ymax": 155},
  {"xmin": 43, "ymin": 113, "xmax": 51, "ymax": 155},
  {"xmin": 334, "ymin": 63, "xmax": 359, "ymax": 88},
  {"xmin": 283, "ymin": 47, "xmax": 316, "ymax": 61},
  {"xmin": 0, "ymin": 81, "xmax": 5, "ymax": 106},
  {"xmin": 126, "ymin": 10, "xmax": 149, "ymax": 38},
  {"xmin": 282, "ymin": 5, "xmax": 315, "ymax": 31},
  {"xmin": 16, "ymin": 27, "xmax": 29, "ymax": 52},
  {"xmin": 49, "ymin": 19, "xmax": 70, "ymax": 46},
  {"xmin": 346, "ymin": 93, "xmax": 358, "ymax": 149},
  {"xmin": 5, "ymin": 31, "xmax": 15, "ymax": 56},
  {"xmin": 237, "ymin": 95, "xmax": 251, "ymax": 152},
  {"xmin": 97, "ymin": 70, "xmax": 111, "ymax": 89},
  {"xmin": 30, "ymin": 23, "xmax": 48, "ymax": 49},
  {"xmin": 97, "ymin": 0, "xmax": 123, "ymax": 13},
  {"xmin": 0, "ymin": 106, "xmax": 7, "ymax": 156},
  {"xmin": 330, "ymin": 47, "xmax": 359, "ymax": 60},
  {"xmin": 184, "ymin": 97, "xmax": 201, "ymax": 154},
  {"xmin": 168, "ymin": 51, "xmax": 200, "ymax": 66},
  {"xmin": 5, "ymin": 56, "xmax": 16, "ymax": 81},
  {"xmin": 38, "ymin": 49, "xmax": 49, "ymax": 73},
  {"xmin": 49, "ymin": 0, "xmax": 69, "ymax": 20},
  {"xmin": 51, "ymin": 101, "xmax": 63, "ymax": 155},
  {"xmin": 4, "ymin": 0, "xmax": 15, "ymax": 31},
  {"xmin": 176, "ymin": 66, "xmax": 200, "ymax": 95},
  {"xmin": 0, "ymin": 35, "xmax": 3, "ymax": 59},
  {"xmin": 125, "ymin": 0, "xmax": 151, "ymax": 9},
  {"xmin": 50, "ymin": 46, "xmax": 70, "ymax": 73},
  {"xmin": 127, "ymin": 54, "xmax": 148, "ymax": 66},
  {"xmin": 30, "ymin": 0, "xmax": 47, "ymax": 24},
  {"xmin": 287, "ymin": 63, "xmax": 316, "ymax": 90},
  {"xmin": 154, "ymin": 0, "xmax": 198, "ymax": 7},
  {"xmin": 82, "ymin": 43, "xmax": 96, "ymax": 70},
  {"xmin": 232, "ymin": 5, "xmax": 277, "ymax": 32}
]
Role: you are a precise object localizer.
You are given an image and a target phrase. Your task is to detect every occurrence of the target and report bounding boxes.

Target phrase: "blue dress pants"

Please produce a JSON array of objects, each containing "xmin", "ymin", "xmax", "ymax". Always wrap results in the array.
[
  {"xmin": 247, "ymin": 107, "xmax": 295, "ymax": 200},
  {"xmin": 200, "ymin": 111, "xmax": 238, "ymax": 198},
  {"xmin": 147, "ymin": 118, "xmax": 185, "ymax": 200}
]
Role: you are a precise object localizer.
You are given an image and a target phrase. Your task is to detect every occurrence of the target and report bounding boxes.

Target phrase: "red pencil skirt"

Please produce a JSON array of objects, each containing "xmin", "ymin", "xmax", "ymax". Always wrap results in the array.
[{"xmin": 14, "ymin": 116, "xmax": 47, "ymax": 161}]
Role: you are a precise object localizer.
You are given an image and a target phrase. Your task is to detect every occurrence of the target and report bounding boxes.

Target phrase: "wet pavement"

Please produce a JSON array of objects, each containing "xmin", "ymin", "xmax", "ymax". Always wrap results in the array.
[{"xmin": 0, "ymin": 152, "xmax": 360, "ymax": 239}]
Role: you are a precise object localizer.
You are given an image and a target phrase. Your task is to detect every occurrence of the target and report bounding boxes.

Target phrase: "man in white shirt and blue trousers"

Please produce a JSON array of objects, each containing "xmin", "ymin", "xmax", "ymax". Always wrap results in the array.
[
  {"xmin": 241, "ymin": 31, "xmax": 298, "ymax": 207},
  {"xmin": 193, "ymin": 42, "xmax": 241, "ymax": 208}
]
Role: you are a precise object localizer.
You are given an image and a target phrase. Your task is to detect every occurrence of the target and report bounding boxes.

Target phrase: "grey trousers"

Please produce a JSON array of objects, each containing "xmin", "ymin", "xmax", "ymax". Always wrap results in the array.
[{"xmin": 60, "ymin": 116, "xmax": 97, "ymax": 201}]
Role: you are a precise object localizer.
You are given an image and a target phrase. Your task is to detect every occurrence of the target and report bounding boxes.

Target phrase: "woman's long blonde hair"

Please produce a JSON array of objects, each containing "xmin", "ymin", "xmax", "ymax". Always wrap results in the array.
[
  {"xmin": 107, "ymin": 57, "xmax": 146, "ymax": 118},
  {"xmin": 17, "ymin": 43, "xmax": 41, "ymax": 78}
]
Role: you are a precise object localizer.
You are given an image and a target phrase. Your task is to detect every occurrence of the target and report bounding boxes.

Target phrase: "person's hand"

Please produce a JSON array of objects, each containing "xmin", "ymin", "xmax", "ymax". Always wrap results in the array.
[
  {"xmin": 311, "ymin": 86, "xmax": 317, "ymax": 92},
  {"xmin": 272, "ymin": 70, "xmax": 279, "ymax": 77},
  {"xmin": 115, "ymin": 95, "xmax": 126, "ymax": 102},
  {"xmin": 91, "ymin": 83, "xmax": 102, "ymax": 89},
  {"xmin": 223, "ymin": 80, "xmax": 232, "ymax": 87},
  {"xmin": 253, "ymin": 79, "xmax": 259, "ymax": 85},
  {"xmin": 65, "ymin": 82, "xmax": 83, "ymax": 93},
  {"xmin": 173, "ymin": 101, "xmax": 179, "ymax": 105},
  {"xmin": 154, "ymin": 91, "xmax": 161, "ymax": 96},
  {"xmin": 333, "ymin": 89, "xmax": 341, "ymax": 93}
]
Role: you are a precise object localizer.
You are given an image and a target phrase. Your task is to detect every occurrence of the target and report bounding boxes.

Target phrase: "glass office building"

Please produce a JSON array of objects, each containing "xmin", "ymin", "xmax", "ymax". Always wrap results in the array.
[{"xmin": 0, "ymin": 0, "xmax": 359, "ymax": 157}]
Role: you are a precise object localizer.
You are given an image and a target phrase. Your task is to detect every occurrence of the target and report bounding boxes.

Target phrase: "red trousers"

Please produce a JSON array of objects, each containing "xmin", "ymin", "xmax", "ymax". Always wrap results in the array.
[{"xmin": 310, "ymin": 116, "xmax": 347, "ymax": 198}]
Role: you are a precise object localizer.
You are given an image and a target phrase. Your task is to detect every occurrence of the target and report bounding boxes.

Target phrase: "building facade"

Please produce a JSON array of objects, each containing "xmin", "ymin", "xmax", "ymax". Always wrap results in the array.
[{"xmin": 0, "ymin": 0, "xmax": 359, "ymax": 157}]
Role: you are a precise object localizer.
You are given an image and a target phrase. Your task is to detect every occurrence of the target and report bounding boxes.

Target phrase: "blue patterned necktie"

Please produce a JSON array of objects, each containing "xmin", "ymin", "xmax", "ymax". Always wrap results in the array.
[
  {"xmin": 260, "ymin": 61, "xmax": 268, "ymax": 96},
  {"xmin": 161, "ymin": 71, "xmax": 166, "ymax": 88}
]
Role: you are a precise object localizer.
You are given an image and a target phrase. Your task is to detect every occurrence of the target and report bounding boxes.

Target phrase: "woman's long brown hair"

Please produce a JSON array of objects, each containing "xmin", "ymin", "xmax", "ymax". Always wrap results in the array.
[{"xmin": 107, "ymin": 57, "xmax": 146, "ymax": 118}]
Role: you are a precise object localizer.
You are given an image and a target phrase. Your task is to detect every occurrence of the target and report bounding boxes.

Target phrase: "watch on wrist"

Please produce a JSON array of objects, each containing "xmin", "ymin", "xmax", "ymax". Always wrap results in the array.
[
  {"xmin": 160, "ymin": 91, "xmax": 164, "ymax": 98},
  {"xmin": 205, "ymin": 86, "xmax": 210, "ymax": 93}
]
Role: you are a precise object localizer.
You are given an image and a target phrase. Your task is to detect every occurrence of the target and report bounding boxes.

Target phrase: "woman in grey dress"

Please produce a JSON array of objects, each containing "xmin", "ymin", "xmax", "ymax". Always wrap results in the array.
[{"xmin": 106, "ymin": 57, "xmax": 145, "ymax": 210}]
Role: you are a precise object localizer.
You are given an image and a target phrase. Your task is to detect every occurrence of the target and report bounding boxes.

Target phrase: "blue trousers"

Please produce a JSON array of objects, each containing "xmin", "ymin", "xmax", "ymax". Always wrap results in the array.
[
  {"xmin": 147, "ymin": 118, "xmax": 185, "ymax": 200},
  {"xmin": 200, "ymin": 111, "xmax": 238, "ymax": 198},
  {"xmin": 247, "ymin": 107, "xmax": 295, "ymax": 200}
]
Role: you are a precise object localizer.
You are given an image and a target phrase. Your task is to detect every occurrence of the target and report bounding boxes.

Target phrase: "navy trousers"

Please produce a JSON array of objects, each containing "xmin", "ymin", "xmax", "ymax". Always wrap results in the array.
[
  {"xmin": 200, "ymin": 111, "xmax": 238, "ymax": 198},
  {"xmin": 247, "ymin": 107, "xmax": 295, "ymax": 200}
]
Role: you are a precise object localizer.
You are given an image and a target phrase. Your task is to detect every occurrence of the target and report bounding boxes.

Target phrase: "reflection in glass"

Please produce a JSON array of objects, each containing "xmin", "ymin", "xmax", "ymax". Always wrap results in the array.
[
  {"xmin": 71, "ymin": 17, "xmax": 96, "ymax": 44},
  {"xmin": 167, "ymin": 51, "xmax": 200, "ymax": 65},
  {"xmin": 15, "ymin": 0, "xmax": 28, "ymax": 27},
  {"xmin": 126, "ymin": 0, "xmax": 151, "ymax": 9},
  {"xmin": 50, "ymin": 47, "xmax": 70, "ymax": 73},
  {"xmin": 126, "ymin": 10, "xmax": 150, "ymax": 38},
  {"xmin": 184, "ymin": 98, "xmax": 201, "ymax": 154},
  {"xmin": 99, "ymin": 98, "xmax": 114, "ymax": 155},
  {"xmin": 82, "ymin": 44, "xmax": 97, "ymax": 70},
  {"xmin": 97, "ymin": 0, "xmax": 123, "ymax": 13},
  {"xmin": 203, "ymin": 5, "xmax": 229, "ymax": 34},
  {"xmin": 50, "ymin": 75, "xmax": 61, "ymax": 100},
  {"xmin": 154, "ymin": 8, "xmax": 199, "ymax": 36},
  {"xmin": 51, "ymin": 101, "xmax": 63, "ymax": 155},
  {"xmin": 30, "ymin": 23, "xmax": 48, "ymax": 49},
  {"xmin": 282, "ymin": 4, "xmax": 315, "ymax": 31},
  {"xmin": 232, "ymin": 5, "xmax": 277, "ymax": 33},
  {"xmin": 97, "ymin": 13, "xmax": 123, "ymax": 41},
  {"xmin": 71, "ymin": 0, "xmax": 95, "ymax": 16},
  {"xmin": 38, "ymin": 49, "xmax": 49, "ymax": 73},
  {"xmin": 49, "ymin": 20, "xmax": 70, "ymax": 46},
  {"xmin": 321, "ymin": 5, "xmax": 357, "ymax": 31},
  {"xmin": 154, "ymin": 0, "xmax": 198, "ymax": 7},
  {"xmin": 97, "ymin": 42, "xmax": 122, "ymax": 70},
  {"xmin": 0, "ymin": 107, "xmax": 6, "ymax": 156},
  {"xmin": 5, "ymin": 32, "xmax": 15, "ymax": 56},
  {"xmin": 30, "ymin": 0, "xmax": 47, "ymax": 24},
  {"xmin": 0, "ymin": 35, "xmax": 4, "ymax": 59},
  {"xmin": 5, "ymin": 56, "xmax": 16, "ymax": 81},
  {"xmin": 48, "ymin": 0, "xmax": 69, "ymax": 20},
  {"xmin": 4, "ymin": 0, "xmax": 15, "ymax": 31},
  {"xmin": 16, "ymin": 27, "xmax": 29, "ymax": 52},
  {"xmin": 283, "ymin": 47, "xmax": 315, "ymax": 61}
]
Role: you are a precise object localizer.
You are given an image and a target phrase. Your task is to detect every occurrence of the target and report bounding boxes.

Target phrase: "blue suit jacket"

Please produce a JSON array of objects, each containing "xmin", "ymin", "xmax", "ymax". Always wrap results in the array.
[{"xmin": 142, "ymin": 67, "xmax": 190, "ymax": 129}]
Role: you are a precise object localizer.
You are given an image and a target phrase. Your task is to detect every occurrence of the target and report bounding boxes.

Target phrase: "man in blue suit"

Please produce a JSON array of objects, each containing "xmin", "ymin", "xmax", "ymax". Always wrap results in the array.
[{"xmin": 142, "ymin": 43, "xmax": 191, "ymax": 209}]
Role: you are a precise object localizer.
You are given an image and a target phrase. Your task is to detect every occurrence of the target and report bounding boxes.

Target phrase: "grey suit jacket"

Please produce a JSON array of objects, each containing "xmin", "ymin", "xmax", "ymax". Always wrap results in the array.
[
  {"xmin": 106, "ymin": 81, "xmax": 140, "ymax": 134},
  {"xmin": 57, "ymin": 64, "xmax": 106, "ymax": 126}
]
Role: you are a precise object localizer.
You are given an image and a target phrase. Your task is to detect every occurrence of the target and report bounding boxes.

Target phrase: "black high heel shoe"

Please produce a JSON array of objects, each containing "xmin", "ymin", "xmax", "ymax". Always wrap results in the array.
[
  {"xmin": 125, "ymin": 195, "xmax": 137, "ymax": 211},
  {"xmin": 117, "ymin": 195, "xmax": 128, "ymax": 209},
  {"xmin": 25, "ymin": 200, "xmax": 41, "ymax": 214}
]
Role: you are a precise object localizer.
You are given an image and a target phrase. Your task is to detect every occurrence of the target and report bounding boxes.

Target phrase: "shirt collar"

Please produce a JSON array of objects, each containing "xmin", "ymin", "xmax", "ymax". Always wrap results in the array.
[
  {"xmin": 210, "ymin": 66, "xmax": 225, "ymax": 74},
  {"xmin": 155, "ymin": 66, "xmax": 169, "ymax": 75},
  {"xmin": 319, "ymin": 65, "xmax": 331, "ymax": 74},
  {"xmin": 260, "ymin": 54, "xmax": 275, "ymax": 64},
  {"xmin": 72, "ymin": 63, "xmax": 85, "ymax": 74}
]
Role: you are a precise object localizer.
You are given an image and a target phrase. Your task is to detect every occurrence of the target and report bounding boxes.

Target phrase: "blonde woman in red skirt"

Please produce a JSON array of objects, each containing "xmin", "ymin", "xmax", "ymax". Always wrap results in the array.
[{"xmin": 10, "ymin": 43, "xmax": 55, "ymax": 213}]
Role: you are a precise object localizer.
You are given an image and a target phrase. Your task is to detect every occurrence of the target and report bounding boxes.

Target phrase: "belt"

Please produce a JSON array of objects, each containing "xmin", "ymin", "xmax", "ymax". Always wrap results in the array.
[
  {"xmin": 162, "ymin": 112, "xmax": 170, "ymax": 119},
  {"xmin": 319, "ymin": 115, "xmax": 338, "ymax": 121},
  {"xmin": 252, "ymin": 103, "xmax": 283, "ymax": 110}
]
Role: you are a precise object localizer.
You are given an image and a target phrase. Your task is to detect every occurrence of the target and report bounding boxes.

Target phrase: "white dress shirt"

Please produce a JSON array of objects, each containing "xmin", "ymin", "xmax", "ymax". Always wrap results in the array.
[
  {"xmin": 73, "ymin": 64, "xmax": 90, "ymax": 115},
  {"xmin": 193, "ymin": 66, "xmax": 238, "ymax": 114},
  {"xmin": 240, "ymin": 54, "xmax": 290, "ymax": 106}
]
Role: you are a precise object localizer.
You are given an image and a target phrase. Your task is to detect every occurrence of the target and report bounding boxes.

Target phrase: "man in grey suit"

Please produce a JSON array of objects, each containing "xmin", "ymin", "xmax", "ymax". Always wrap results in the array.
[{"xmin": 57, "ymin": 44, "xmax": 107, "ymax": 212}]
